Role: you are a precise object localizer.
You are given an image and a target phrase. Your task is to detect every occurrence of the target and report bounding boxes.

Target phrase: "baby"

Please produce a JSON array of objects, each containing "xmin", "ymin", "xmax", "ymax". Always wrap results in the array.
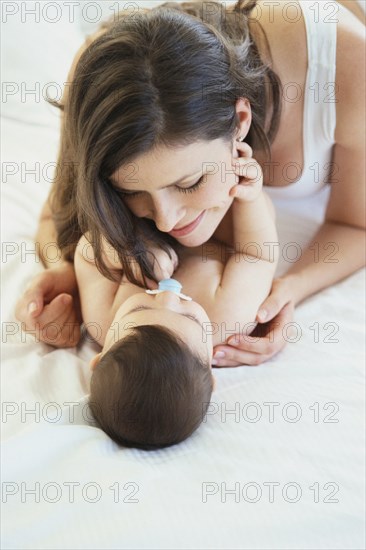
[{"xmin": 74, "ymin": 160, "xmax": 278, "ymax": 450}]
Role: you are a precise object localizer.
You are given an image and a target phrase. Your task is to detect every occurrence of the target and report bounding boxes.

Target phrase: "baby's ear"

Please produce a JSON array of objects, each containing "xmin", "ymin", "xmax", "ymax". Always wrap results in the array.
[{"xmin": 89, "ymin": 352, "xmax": 102, "ymax": 371}]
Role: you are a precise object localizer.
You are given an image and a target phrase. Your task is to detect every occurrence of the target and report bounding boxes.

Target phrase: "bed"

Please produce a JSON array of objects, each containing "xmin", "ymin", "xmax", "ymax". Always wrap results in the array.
[{"xmin": 1, "ymin": 2, "xmax": 365, "ymax": 549}]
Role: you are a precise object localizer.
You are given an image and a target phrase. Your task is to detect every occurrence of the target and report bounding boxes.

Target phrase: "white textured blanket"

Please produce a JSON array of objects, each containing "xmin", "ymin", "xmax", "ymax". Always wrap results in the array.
[{"xmin": 1, "ymin": 3, "xmax": 365, "ymax": 549}]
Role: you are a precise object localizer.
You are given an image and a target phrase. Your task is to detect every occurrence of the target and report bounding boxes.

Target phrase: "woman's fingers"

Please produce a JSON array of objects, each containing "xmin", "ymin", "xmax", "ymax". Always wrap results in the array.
[
  {"xmin": 15, "ymin": 267, "xmax": 65, "ymax": 324},
  {"xmin": 15, "ymin": 262, "xmax": 81, "ymax": 347},
  {"xmin": 256, "ymin": 287, "xmax": 289, "ymax": 323},
  {"xmin": 18, "ymin": 293, "xmax": 81, "ymax": 347},
  {"xmin": 211, "ymin": 354, "xmax": 268, "ymax": 367},
  {"xmin": 15, "ymin": 281, "xmax": 46, "ymax": 327},
  {"xmin": 255, "ymin": 277, "xmax": 297, "ymax": 323},
  {"xmin": 212, "ymin": 302, "xmax": 295, "ymax": 366},
  {"xmin": 212, "ymin": 341, "xmax": 271, "ymax": 366}
]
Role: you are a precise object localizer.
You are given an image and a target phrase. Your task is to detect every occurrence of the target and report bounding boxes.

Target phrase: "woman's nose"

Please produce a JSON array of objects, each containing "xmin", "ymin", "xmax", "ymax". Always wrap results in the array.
[
  {"xmin": 154, "ymin": 212, "xmax": 177, "ymax": 233},
  {"xmin": 153, "ymin": 198, "xmax": 182, "ymax": 233}
]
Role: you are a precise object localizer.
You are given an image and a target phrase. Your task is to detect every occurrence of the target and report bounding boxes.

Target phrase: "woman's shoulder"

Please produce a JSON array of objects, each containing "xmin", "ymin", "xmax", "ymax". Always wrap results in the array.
[
  {"xmin": 252, "ymin": 0, "xmax": 364, "ymax": 74},
  {"xmin": 251, "ymin": 1, "xmax": 308, "ymax": 81}
]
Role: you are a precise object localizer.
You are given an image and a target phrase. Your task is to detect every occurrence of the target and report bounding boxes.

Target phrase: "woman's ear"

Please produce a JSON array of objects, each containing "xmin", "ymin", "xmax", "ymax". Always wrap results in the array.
[
  {"xmin": 232, "ymin": 97, "xmax": 252, "ymax": 156},
  {"xmin": 89, "ymin": 352, "xmax": 103, "ymax": 371}
]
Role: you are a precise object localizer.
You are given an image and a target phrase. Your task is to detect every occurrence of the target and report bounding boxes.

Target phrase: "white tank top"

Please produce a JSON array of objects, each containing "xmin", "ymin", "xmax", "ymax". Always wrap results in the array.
[{"xmin": 265, "ymin": 0, "xmax": 337, "ymax": 199}]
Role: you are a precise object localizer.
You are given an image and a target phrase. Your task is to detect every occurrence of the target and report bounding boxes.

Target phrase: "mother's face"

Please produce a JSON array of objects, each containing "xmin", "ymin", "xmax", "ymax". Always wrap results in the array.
[{"xmin": 110, "ymin": 138, "xmax": 238, "ymax": 247}]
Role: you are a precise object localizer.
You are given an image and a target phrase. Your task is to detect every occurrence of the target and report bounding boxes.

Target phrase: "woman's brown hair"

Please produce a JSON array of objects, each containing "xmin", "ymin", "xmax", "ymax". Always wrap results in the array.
[
  {"xmin": 89, "ymin": 324, "xmax": 214, "ymax": 450},
  {"xmin": 48, "ymin": 0, "xmax": 282, "ymax": 284}
]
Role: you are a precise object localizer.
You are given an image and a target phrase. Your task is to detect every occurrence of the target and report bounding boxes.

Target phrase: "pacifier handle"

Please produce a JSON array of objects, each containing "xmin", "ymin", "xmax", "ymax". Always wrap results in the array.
[{"xmin": 145, "ymin": 278, "xmax": 192, "ymax": 301}]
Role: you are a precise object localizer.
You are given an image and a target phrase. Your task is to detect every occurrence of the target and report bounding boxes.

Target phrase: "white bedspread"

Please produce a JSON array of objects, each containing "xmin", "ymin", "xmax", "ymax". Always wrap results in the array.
[{"xmin": 1, "ymin": 3, "xmax": 365, "ymax": 549}]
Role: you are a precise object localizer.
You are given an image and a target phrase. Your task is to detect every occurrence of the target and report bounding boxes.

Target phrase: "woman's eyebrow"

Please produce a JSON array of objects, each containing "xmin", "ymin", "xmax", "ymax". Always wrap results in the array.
[{"xmin": 124, "ymin": 305, "xmax": 203, "ymax": 328}]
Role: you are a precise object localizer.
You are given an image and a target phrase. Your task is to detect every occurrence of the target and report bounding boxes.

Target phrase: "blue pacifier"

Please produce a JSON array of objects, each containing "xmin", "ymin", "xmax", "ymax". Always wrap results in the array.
[{"xmin": 145, "ymin": 278, "xmax": 192, "ymax": 301}]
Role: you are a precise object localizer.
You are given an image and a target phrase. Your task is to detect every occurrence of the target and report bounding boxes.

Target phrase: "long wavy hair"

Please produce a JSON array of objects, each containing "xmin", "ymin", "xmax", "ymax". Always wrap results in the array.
[{"xmin": 48, "ymin": 0, "xmax": 282, "ymax": 285}]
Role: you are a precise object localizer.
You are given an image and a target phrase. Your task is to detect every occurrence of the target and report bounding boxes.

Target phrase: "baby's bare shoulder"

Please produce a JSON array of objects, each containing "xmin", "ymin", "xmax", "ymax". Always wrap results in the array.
[{"xmin": 175, "ymin": 240, "xmax": 232, "ymax": 303}]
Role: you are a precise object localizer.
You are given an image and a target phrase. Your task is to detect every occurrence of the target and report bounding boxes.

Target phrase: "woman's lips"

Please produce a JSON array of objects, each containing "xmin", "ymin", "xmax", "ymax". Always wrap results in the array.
[{"xmin": 169, "ymin": 211, "xmax": 206, "ymax": 237}]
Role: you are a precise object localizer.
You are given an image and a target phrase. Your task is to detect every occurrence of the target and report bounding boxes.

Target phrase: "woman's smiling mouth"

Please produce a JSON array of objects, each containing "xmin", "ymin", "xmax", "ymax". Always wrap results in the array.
[{"xmin": 168, "ymin": 211, "xmax": 206, "ymax": 237}]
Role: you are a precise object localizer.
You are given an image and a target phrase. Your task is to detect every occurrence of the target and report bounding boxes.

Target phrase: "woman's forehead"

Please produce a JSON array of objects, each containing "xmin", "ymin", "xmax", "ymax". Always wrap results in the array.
[{"xmin": 111, "ymin": 138, "xmax": 228, "ymax": 185}]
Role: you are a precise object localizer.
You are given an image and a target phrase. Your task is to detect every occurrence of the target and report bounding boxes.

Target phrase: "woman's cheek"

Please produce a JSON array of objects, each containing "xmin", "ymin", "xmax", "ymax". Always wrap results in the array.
[{"xmin": 203, "ymin": 174, "xmax": 235, "ymax": 208}]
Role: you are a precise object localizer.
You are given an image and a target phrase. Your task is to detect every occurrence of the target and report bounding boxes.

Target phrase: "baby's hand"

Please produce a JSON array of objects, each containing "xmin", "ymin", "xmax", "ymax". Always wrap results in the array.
[
  {"xmin": 230, "ymin": 141, "xmax": 263, "ymax": 202},
  {"xmin": 148, "ymin": 245, "xmax": 179, "ymax": 281}
]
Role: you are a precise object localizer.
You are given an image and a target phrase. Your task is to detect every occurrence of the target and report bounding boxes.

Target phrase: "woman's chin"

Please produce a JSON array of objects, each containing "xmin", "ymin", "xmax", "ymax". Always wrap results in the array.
[{"xmin": 174, "ymin": 228, "xmax": 214, "ymax": 247}]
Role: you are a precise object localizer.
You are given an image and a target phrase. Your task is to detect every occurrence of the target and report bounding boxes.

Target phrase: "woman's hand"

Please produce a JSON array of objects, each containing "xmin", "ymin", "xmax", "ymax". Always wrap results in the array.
[
  {"xmin": 15, "ymin": 261, "xmax": 82, "ymax": 348},
  {"xmin": 212, "ymin": 276, "xmax": 297, "ymax": 366}
]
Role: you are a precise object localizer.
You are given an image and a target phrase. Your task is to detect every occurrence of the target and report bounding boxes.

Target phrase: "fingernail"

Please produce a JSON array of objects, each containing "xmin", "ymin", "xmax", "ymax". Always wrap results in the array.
[
  {"xmin": 211, "ymin": 359, "xmax": 218, "ymax": 365},
  {"xmin": 28, "ymin": 302, "xmax": 37, "ymax": 314},
  {"xmin": 214, "ymin": 351, "xmax": 225, "ymax": 359},
  {"xmin": 257, "ymin": 309, "xmax": 267, "ymax": 321},
  {"xmin": 229, "ymin": 338, "xmax": 240, "ymax": 346}
]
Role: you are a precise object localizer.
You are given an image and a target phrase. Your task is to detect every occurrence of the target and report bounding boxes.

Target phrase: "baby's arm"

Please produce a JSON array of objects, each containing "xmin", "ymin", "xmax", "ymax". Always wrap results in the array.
[
  {"xmin": 74, "ymin": 235, "xmax": 122, "ymax": 346},
  {"xmin": 207, "ymin": 154, "xmax": 278, "ymax": 335}
]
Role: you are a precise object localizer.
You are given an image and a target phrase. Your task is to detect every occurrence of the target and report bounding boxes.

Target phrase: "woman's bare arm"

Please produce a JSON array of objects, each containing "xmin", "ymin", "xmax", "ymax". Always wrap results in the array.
[
  {"xmin": 35, "ymin": 200, "xmax": 64, "ymax": 268},
  {"xmin": 211, "ymin": 16, "xmax": 365, "ymax": 366},
  {"xmin": 281, "ymin": 15, "xmax": 365, "ymax": 305},
  {"xmin": 15, "ymin": 29, "xmax": 108, "ymax": 346}
]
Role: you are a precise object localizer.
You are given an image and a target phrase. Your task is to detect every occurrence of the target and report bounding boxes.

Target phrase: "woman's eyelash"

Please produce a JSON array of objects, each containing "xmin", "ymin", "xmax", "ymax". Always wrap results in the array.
[
  {"xmin": 177, "ymin": 176, "xmax": 205, "ymax": 194},
  {"xmin": 116, "ymin": 176, "xmax": 205, "ymax": 198}
]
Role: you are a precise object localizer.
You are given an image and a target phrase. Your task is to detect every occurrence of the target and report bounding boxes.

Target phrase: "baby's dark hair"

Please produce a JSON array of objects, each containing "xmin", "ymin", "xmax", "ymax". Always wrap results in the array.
[{"xmin": 89, "ymin": 324, "xmax": 214, "ymax": 450}]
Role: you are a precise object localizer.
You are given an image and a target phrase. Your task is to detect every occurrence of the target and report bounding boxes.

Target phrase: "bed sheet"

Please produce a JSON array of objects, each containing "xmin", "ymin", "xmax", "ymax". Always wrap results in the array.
[{"xmin": 1, "ymin": 2, "xmax": 365, "ymax": 549}]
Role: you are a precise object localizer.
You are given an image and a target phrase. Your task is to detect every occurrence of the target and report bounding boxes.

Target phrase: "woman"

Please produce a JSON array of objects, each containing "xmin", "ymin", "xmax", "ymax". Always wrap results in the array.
[{"xmin": 15, "ymin": 0, "xmax": 365, "ymax": 366}]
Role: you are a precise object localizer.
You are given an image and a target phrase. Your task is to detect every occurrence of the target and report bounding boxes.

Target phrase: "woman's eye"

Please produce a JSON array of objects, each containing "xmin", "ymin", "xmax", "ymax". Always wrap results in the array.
[
  {"xmin": 115, "ymin": 175, "xmax": 205, "ymax": 198},
  {"xmin": 178, "ymin": 176, "xmax": 205, "ymax": 194}
]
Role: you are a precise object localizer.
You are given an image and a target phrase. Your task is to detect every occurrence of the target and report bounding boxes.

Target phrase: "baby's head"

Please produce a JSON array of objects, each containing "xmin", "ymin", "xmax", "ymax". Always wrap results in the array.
[{"xmin": 89, "ymin": 289, "xmax": 215, "ymax": 450}]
